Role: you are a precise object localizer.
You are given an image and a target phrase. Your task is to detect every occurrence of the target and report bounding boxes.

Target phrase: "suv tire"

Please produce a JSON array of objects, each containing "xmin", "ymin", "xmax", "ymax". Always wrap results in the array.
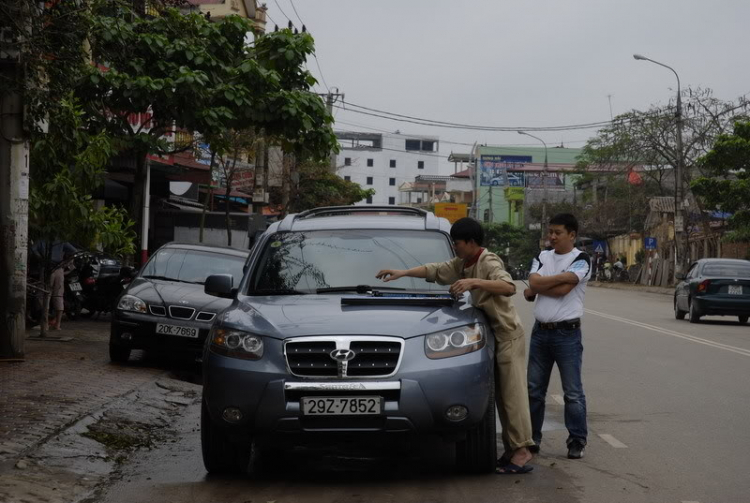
[
  {"xmin": 201, "ymin": 400, "xmax": 252, "ymax": 475},
  {"xmin": 456, "ymin": 372, "xmax": 497, "ymax": 474},
  {"xmin": 739, "ymin": 316, "xmax": 749, "ymax": 325},
  {"xmin": 109, "ymin": 345, "xmax": 131, "ymax": 363}
]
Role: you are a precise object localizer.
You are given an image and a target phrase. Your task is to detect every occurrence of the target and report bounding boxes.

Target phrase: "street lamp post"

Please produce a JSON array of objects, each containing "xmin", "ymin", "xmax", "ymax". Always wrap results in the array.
[
  {"xmin": 633, "ymin": 54, "xmax": 687, "ymax": 279},
  {"xmin": 518, "ymin": 131, "xmax": 548, "ymax": 243}
]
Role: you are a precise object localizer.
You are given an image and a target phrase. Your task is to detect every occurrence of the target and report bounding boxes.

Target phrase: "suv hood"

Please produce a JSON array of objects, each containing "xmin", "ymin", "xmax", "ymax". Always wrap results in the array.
[{"xmin": 222, "ymin": 294, "xmax": 487, "ymax": 340}]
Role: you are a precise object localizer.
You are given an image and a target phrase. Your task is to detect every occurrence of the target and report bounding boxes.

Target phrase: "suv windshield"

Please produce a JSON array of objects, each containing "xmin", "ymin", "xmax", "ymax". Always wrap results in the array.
[
  {"xmin": 142, "ymin": 248, "xmax": 245, "ymax": 285},
  {"xmin": 250, "ymin": 230, "xmax": 453, "ymax": 294}
]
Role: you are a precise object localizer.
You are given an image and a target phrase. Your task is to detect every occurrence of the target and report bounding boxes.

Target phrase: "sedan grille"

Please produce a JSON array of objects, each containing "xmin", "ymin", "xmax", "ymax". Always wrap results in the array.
[
  {"xmin": 168, "ymin": 306, "xmax": 195, "ymax": 320},
  {"xmin": 195, "ymin": 312, "xmax": 216, "ymax": 322},
  {"xmin": 285, "ymin": 337, "xmax": 403, "ymax": 378},
  {"xmin": 149, "ymin": 305, "xmax": 166, "ymax": 316}
]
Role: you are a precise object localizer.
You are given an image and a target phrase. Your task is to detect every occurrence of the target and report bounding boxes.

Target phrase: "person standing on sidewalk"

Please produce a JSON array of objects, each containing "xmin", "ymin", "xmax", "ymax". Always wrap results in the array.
[
  {"xmin": 524, "ymin": 213, "xmax": 591, "ymax": 459},
  {"xmin": 377, "ymin": 217, "xmax": 536, "ymax": 474}
]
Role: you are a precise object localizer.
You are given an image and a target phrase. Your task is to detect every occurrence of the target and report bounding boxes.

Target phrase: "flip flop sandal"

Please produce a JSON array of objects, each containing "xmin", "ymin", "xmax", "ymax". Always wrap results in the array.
[{"xmin": 496, "ymin": 463, "xmax": 534, "ymax": 475}]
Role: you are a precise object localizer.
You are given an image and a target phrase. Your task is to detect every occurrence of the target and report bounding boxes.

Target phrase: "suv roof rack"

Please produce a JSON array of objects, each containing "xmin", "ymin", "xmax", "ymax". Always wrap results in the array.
[{"xmin": 278, "ymin": 206, "xmax": 442, "ymax": 231}]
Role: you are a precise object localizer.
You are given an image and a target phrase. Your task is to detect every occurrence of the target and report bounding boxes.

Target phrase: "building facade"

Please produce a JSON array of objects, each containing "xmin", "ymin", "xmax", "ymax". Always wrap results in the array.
[
  {"xmin": 473, "ymin": 145, "xmax": 584, "ymax": 228},
  {"xmin": 334, "ymin": 132, "xmax": 441, "ymax": 206}
]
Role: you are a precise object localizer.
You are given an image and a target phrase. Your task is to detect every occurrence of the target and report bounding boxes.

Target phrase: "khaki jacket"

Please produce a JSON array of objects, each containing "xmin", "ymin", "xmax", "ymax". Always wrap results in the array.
[{"xmin": 424, "ymin": 250, "xmax": 525, "ymax": 342}]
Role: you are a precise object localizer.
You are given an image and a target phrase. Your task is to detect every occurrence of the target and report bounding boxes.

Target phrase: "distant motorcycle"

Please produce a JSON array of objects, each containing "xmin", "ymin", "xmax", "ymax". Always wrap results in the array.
[{"xmin": 77, "ymin": 252, "xmax": 136, "ymax": 317}]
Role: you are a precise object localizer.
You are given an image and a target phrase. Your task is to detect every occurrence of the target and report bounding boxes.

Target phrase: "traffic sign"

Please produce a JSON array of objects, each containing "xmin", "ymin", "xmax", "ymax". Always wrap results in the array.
[{"xmin": 644, "ymin": 237, "xmax": 657, "ymax": 250}]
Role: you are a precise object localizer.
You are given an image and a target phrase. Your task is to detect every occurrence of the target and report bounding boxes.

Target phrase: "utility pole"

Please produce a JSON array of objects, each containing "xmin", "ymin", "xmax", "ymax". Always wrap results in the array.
[
  {"xmin": 323, "ymin": 88, "xmax": 344, "ymax": 172},
  {"xmin": 0, "ymin": 2, "xmax": 30, "ymax": 359},
  {"xmin": 518, "ymin": 131, "xmax": 548, "ymax": 244}
]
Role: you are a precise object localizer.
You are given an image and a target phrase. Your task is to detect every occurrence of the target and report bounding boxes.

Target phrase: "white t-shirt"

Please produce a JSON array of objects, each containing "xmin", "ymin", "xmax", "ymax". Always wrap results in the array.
[{"xmin": 530, "ymin": 249, "xmax": 591, "ymax": 323}]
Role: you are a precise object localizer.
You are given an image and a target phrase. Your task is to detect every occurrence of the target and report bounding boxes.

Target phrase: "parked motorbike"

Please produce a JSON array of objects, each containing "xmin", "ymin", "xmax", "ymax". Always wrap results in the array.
[
  {"xmin": 78, "ymin": 252, "xmax": 135, "ymax": 317},
  {"xmin": 61, "ymin": 256, "xmax": 84, "ymax": 320}
]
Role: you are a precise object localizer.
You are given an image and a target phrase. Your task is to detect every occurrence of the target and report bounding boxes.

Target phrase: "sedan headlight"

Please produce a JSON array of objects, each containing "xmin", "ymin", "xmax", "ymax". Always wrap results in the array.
[
  {"xmin": 210, "ymin": 328, "xmax": 264, "ymax": 360},
  {"xmin": 424, "ymin": 324, "xmax": 486, "ymax": 360},
  {"xmin": 117, "ymin": 295, "xmax": 147, "ymax": 313}
]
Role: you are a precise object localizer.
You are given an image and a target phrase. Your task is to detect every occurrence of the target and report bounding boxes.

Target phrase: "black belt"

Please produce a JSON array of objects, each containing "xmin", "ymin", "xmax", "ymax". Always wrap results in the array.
[{"xmin": 537, "ymin": 319, "xmax": 581, "ymax": 330}]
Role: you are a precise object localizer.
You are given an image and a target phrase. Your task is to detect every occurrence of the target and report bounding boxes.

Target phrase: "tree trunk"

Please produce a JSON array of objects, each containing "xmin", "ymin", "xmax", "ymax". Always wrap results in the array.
[
  {"xmin": 225, "ymin": 185, "xmax": 232, "ymax": 247},
  {"xmin": 198, "ymin": 152, "xmax": 216, "ymax": 243},
  {"xmin": 130, "ymin": 153, "xmax": 146, "ymax": 265}
]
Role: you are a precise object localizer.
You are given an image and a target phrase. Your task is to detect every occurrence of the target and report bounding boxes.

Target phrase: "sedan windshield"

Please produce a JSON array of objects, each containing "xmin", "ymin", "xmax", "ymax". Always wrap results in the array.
[
  {"xmin": 142, "ymin": 248, "xmax": 245, "ymax": 285},
  {"xmin": 250, "ymin": 230, "xmax": 453, "ymax": 294},
  {"xmin": 702, "ymin": 262, "xmax": 750, "ymax": 278}
]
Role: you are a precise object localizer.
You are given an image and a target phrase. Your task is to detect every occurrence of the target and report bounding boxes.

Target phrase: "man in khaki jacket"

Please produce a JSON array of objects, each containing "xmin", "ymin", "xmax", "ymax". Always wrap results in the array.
[{"xmin": 377, "ymin": 217, "xmax": 535, "ymax": 474}]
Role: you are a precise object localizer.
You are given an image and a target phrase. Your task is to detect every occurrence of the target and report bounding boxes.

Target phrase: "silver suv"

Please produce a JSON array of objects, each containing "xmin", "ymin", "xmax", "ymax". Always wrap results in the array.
[{"xmin": 201, "ymin": 206, "xmax": 496, "ymax": 474}]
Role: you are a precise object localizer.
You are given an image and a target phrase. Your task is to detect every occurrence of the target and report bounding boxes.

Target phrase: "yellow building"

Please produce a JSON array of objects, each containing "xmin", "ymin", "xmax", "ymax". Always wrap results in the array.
[{"xmin": 187, "ymin": 0, "xmax": 267, "ymax": 31}]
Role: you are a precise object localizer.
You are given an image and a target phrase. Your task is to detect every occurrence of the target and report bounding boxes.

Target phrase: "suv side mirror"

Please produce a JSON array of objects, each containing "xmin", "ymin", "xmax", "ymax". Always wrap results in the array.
[
  {"xmin": 205, "ymin": 274, "xmax": 235, "ymax": 299},
  {"xmin": 675, "ymin": 272, "xmax": 686, "ymax": 281}
]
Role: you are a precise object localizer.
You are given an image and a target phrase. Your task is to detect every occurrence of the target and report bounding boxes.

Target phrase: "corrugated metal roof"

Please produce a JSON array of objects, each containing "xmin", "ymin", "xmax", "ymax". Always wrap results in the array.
[{"xmin": 649, "ymin": 197, "xmax": 675, "ymax": 213}]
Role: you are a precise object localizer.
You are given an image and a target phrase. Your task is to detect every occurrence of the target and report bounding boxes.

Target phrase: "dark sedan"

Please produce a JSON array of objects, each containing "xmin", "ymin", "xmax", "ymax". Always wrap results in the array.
[
  {"xmin": 110, "ymin": 243, "xmax": 249, "ymax": 363},
  {"xmin": 674, "ymin": 258, "xmax": 750, "ymax": 324}
]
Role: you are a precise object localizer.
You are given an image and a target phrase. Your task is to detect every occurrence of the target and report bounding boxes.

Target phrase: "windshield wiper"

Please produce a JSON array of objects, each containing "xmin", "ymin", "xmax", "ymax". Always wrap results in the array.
[
  {"xmin": 249, "ymin": 288, "xmax": 307, "ymax": 296},
  {"xmin": 316, "ymin": 285, "xmax": 407, "ymax": 294},
  {"xmin": 143, "ymin": 275, "xmax": 202, "ymax": 285}
]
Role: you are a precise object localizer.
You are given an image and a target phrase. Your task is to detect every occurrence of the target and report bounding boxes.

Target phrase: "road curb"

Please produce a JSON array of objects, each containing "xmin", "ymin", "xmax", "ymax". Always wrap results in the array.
[{"xmin": 589, "ymin": 281, "xmax": 673, "ymax": 297}]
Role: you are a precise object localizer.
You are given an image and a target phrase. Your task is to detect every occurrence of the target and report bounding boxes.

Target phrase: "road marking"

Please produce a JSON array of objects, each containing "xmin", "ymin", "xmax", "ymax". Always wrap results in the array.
[
  {"xmin": 551, "ymin": 394, "xmax": 565, "ymax": 405},
  {"xmin": 681, "ymin": 501, "xmax": 701, "ymax": 503},
  {"xmin": 598, "ymin": 433, "xmax": 628, "ymax": 448},
  {"xmin": 584, "ymin": 308, "xmax": 750, "ymax": 358}
]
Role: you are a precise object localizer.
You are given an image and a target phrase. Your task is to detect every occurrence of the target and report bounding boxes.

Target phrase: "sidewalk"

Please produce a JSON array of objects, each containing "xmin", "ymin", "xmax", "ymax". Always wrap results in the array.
[
  {"xmin": 0, "ymin": 318, "xmax": 166, "ymax": 462},
  {"xmin": 589, "ymin": 281, "xmax": 673, "ymax": 296}
]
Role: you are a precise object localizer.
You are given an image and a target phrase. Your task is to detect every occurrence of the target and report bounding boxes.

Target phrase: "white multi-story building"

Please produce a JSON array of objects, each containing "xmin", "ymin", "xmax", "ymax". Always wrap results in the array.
[{"xmin": 334, "ymin": 131, "xmax": 440, "ymax": 206}]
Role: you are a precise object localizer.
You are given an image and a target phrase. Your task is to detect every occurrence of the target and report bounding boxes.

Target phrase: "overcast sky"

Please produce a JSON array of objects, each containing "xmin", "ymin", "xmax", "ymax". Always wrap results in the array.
[{"xmin": 266, "ymin": 0, "xmax": 750, "ymax": 173}]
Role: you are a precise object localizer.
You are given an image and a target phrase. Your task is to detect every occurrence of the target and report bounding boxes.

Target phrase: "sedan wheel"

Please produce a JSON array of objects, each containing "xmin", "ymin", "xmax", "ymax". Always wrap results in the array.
[
  {"xmin": 689, "ymin": 300, "xmax": 701, "ymax": 324},
  {"xmin": 674, "ymin": 298, "xmax": 687, "ymax": 320},
  {"xmin": 739, "ymin": 316, "xmax": 749, "ymax": 325}
]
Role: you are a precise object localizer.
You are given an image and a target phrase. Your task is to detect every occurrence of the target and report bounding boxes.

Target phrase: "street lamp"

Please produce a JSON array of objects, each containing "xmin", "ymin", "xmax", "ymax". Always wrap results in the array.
[
  {"xmin": 518, "ymin": 131, "xmax": 549, "ymax": 243},
  {"xmin": 633, "ymin": 53, "xmax": 687, "ymax": 278}
]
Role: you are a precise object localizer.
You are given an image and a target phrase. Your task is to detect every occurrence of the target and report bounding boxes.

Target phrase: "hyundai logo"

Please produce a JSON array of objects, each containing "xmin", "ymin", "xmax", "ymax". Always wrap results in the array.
[{"xmin": 330, "ymin": 349, "xmax": 356, "ymax": 362}]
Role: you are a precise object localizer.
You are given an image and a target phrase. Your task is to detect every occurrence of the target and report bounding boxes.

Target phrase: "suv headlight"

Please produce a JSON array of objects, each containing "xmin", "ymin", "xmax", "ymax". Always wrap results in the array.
[
  {"xmin": 117, "ymin": 295, "xmax": 147, "ymax": 313},
  {"xmin": 424, "ymin": 324, "xmax": 486, "ymax": 359},
  {"xmin": 210, "ymin": 328, "xmax": 264, "ymax": 360}
]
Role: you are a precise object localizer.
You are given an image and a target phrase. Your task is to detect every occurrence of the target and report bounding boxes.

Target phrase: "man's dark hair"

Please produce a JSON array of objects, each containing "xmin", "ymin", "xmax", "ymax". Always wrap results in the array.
[
  {"xmin": 549, "ymin": 213, "xmax": 579, "ymax": 235},
  {"xmin": 450, "ymin": 217, "xmax": 484, "ymax": 246}
]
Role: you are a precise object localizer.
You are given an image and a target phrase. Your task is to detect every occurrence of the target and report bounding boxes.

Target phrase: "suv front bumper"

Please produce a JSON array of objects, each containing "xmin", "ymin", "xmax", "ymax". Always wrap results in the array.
[{"xmin": 202, "ymin": 336, "xmax": 494, "ymax": 436}]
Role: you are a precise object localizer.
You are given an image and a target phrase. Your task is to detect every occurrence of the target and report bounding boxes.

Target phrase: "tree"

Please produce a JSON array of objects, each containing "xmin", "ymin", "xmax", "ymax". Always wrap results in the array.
[
  {"xmin": 79, "ymin": 2, "xmax": 337, "ymax": 248},
  {"xmin": 286, "ymin": 162, "xmax": 375, "ymax": 213},
  {"xmin": 692, "ymin": 121, "xmax": 750, "ymax": 242},
  {"xmin": 29, "ymin": 98, "xmax": 135, "ymax": 336},
  {"xmin": 481, "ymin": 222, "xmax": 538, "ymax": 268}
]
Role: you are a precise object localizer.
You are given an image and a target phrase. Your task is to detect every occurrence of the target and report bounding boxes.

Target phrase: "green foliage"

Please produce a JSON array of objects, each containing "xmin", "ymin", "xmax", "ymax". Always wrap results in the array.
[
  {"xmin": 288, "ymin": 162, "xmax": 375, "ymax": 212},
  {"xmin": 481, "ymin": 223, "xmax": 538, "ymax": 267},
  {"xmin": 692, "ymin": 120, "xmax": 750, "ymax": 243},
  {"xmin": 29, "ymin": 98, "xmax": 136, "ymax": 256}
]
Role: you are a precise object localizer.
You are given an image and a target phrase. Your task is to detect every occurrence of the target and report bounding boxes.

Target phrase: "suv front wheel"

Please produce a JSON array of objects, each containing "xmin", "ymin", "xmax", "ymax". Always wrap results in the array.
[
  {"xmin": 201, "ymin": 400, "xmax": 253, "ymax": 475},
  {"xmin": 455, "ymin": 373, "xmax": 497, "ymax": 473}
]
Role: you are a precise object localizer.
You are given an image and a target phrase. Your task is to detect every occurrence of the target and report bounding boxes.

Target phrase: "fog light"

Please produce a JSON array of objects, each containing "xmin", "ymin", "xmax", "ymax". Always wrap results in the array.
[
  {"xmin": 446, "ymin": 405, "xmax": 468, "ymax": 422},
  {"xmin": 121, "ymin": 333, "xmax": 133, "ymax": 342},
  {"xmin": 222, "ymin": 407, "xmax": 243, "ymax": 423}
]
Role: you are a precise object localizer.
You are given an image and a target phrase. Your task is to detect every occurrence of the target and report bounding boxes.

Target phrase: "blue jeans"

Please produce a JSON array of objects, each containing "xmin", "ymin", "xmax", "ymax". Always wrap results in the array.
[{"xmin": 527, "ymin": 323, "xmax": 587, "ymax": 446}]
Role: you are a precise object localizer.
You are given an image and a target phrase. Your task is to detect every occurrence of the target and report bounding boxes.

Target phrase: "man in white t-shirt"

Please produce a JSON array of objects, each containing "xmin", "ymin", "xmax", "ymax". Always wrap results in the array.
[{"xmin": 524, "ymin": 213, "xmax": 591, "ymax": 460}]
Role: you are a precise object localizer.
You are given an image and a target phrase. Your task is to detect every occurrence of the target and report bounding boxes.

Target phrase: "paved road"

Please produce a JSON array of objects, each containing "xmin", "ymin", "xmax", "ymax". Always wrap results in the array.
[{"xmin": 98, "ymin": 284, "xmax": 750, "ymax": 503}]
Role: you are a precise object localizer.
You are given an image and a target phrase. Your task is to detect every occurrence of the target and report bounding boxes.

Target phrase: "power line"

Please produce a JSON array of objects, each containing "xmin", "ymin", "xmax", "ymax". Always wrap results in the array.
[
  {"xmin": 272, "ymin": 0, "xmax": 291, "ymax": 23},
  {"xmin": 288, "ymin": 0, "xmax": 305, "ymax": 26},
  {"xmin": 335, "ymin": 103, "xmax": 615, "ymax": 132}
]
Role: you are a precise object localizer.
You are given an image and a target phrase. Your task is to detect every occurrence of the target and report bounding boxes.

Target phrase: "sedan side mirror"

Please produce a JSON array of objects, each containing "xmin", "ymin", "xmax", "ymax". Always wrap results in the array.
[
  {"xmin": 205, "ymin": 274, "xmax": 235, "ymax": 299},
  {"xmin": 675, "ymin": 273, "xmax": 686, "ymax": 281}
]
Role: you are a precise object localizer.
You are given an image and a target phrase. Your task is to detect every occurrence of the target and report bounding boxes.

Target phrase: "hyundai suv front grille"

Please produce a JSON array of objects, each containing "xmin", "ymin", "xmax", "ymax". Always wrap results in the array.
[{"xmin": 284, "ymin": 336, "xmax": 403, "ymax": 379}]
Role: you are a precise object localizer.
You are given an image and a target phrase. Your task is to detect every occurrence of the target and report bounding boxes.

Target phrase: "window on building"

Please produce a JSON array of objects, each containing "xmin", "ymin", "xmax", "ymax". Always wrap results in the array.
[
  {"xmin": 344, "ymin": 176, "xmax": 351, "ymax": 181},
  {"xmin": 344, "ymin": 157, "xmax": 351, "ymax": 166},
  {"xmin": 366, "ymin": 196, "xmax": 373, "ymax": 204},
  {"xmin": 416, "ymin": 197, "xmax": 422, "ymax": 204},
  {"xmin": 405, "ymin": 139, "xmax": 421, "ymax": 151},
  {"xmin": 367, "ymin": 158, "xmax": 374, "ymax": 167},
  {"xmin": 405, "ymin": 139, "xmax": 436, "ymax": 152},
  {"xmin": 389, "ymin": 178, "xmax": 396, "ymax": 186},
  {"xmin": 418, "ymin": 161, "xmax": 425, "ymax": 170},
  {"xmin": 483, "ymin": 209, "xmax": 490, "ymax": 223},
  {"xmin": 389, "ymin": 197, "xmax": 396, "ymax": 205},
  {"xmin": 390, "ymin": 160, "xmax": 396, "ymax": 168},
  {"xmin": 366, "ymin": 176, "xmax": 373, "ymax": 185}
]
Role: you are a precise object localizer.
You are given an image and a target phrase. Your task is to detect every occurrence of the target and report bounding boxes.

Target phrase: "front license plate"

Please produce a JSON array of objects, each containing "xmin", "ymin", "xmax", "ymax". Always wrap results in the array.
[
  {"xmin": 302, "ymin": 396, "xmax": 382, "ymax": 416},
  {"xmin": 728, "ymin": 285, "xmax": 743, "ymax": 295},
  {"xmin": 69, "ymin": 282, "xmax": 82, "ymax": 292},
  {"xmin": 156, "ymin": 323, "xmax": 198, "ymax": 338}
]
